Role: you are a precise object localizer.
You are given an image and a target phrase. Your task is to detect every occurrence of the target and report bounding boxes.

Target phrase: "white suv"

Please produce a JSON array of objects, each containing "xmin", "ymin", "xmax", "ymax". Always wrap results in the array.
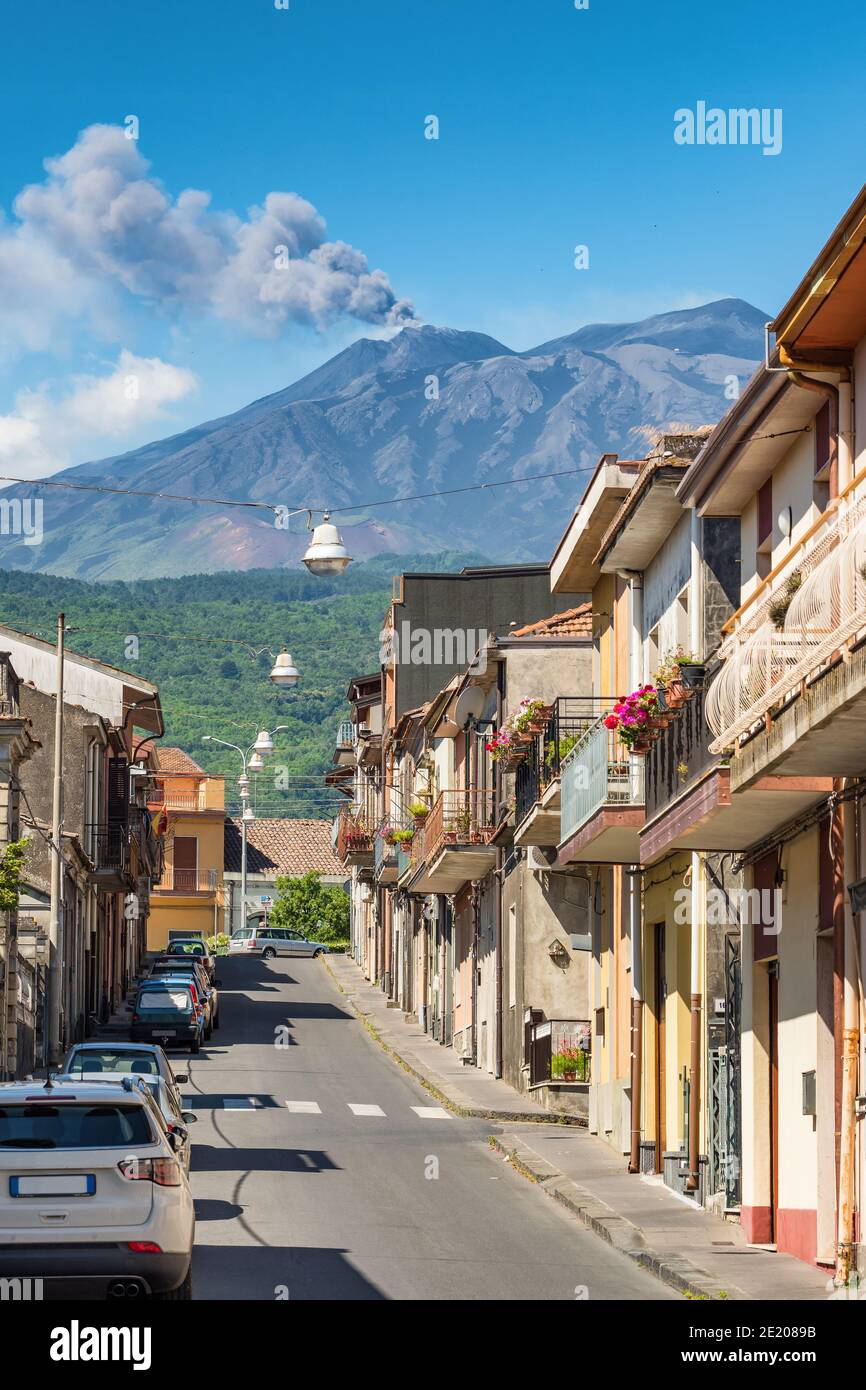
[{"xmin": 0, "ymin": 1077, "xmax": 195, "ymax": 1300}]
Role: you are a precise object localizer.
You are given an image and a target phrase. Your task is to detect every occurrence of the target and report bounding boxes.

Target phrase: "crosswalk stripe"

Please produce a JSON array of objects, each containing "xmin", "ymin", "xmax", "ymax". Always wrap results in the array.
[
  {"xmin": 411, "ymin": 1106, "xmax": 451, "ymax": 1119},
  {"xmin": 347, "ymin": 1103, "xmax": 386, "ymax": 1117},
  {"xmin": 223, "ymin": 1097, "xmax": 256, "ymax": 1110},
  {"xmin": 285, "ymin": 1101, "xmax": 322, "ymax": 1114}
]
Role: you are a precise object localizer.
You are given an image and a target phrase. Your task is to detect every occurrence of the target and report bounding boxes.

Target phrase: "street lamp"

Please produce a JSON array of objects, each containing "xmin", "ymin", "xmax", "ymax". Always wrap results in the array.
[
  {"xmin": 253, "ymin": 730, "xmax": 275, "ymax": 756},
  {"xmin": 268, "ymin": 650, "xmax": 300, "ymax": 688},
  {"xmin": 302, "ymin": 512, "xmax": 353, "ymax": 576},
  {"xmin": 203, "ymin": 726, "xmax": 289, "ymax": 932}
]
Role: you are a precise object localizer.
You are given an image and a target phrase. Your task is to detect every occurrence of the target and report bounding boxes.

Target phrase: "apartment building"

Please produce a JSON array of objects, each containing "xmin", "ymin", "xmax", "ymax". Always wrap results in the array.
[{"xmin": 146, "ymin": 746, "xmax": 225, "ymax": 951}]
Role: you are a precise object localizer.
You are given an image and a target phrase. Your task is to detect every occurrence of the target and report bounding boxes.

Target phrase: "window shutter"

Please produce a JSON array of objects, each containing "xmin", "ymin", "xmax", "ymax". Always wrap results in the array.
[{"xmin": 107, "ymin": 758, "xmax": 129, "ymax": 825}]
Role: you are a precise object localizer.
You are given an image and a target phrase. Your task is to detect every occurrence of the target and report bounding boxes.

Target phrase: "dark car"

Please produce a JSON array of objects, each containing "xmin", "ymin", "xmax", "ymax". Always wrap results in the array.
[
  {"xmin": 148, "ymin": 971, "xmax": 213, "ymax": 1039},
  {"xmin": 150, "ymin": 959, "xmax": 220, "ymax": 1031},
  {"xmin": 131, "ymin": 980, "xmax": 204, "ymax": 1053},
  {"xmin": 162, "ymin": 939, "xmax": 215, "ymax": 980},
  {"xmin": 61, "ymin": 1041, "xmax": 188, "ymax": 1110}
]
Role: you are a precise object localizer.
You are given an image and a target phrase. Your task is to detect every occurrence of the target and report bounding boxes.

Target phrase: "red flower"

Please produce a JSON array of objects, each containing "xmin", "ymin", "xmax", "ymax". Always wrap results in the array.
[{"xmin": 603, "ymin": 714, "xmax": 619, "ymax": 729}]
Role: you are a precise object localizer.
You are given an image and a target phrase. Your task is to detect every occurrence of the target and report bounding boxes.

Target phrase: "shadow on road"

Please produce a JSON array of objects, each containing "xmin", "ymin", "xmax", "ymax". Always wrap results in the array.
[
  {"xmin": 191, "ymin": 1144, "xmax": 341, "ymax": 1174},
  {"xmin": 192, "ymin": 1244, "xmax": 388, "ymax": 1300}
]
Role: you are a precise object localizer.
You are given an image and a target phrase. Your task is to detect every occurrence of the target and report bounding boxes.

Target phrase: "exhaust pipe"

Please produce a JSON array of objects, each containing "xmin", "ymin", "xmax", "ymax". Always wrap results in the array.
[{"xmin": 107, "ymin": 1279, "xmax": 145, "ymax": 1298}]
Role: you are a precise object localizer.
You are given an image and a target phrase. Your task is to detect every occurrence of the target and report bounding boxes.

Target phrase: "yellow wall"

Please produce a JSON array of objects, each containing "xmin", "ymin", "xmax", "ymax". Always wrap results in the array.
[{"xmin": 146, "ymin": 773, "xmax": 225, "ymax": 952}]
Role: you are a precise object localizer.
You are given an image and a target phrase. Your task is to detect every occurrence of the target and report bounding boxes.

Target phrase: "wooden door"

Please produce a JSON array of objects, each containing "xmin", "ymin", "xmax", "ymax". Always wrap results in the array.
[
  {"xmin": 173, "ymin": 835, "xmax": 198, "ymax": 892},
  {"xmin": 769, "ymin": 965, "xmax": 779, "ymax": 1242},
  {"xmin": 654, "ymin": 922, "xmax": 667, "ymax": 1172}
]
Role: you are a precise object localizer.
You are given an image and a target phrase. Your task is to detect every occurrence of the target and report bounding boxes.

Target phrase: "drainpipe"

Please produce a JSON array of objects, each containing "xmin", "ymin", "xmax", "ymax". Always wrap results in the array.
[
  {"xmin": 627, "ymin": 572, "xmax": 645, "ymax": 1172},
  {"xmin": 836, "ymin": 785, "xmax": 859, "ymax": 1286},
  {"xmin": 494, "ymin": 661, "xmax": 505, "ymax": 1078},
  {"xmin": 785, "ymin": 367, "xmax": 852, "ymax": 496},
  {"xmin": 685, "ymin": 508, "xmax": 704, "ymax": 1193}
]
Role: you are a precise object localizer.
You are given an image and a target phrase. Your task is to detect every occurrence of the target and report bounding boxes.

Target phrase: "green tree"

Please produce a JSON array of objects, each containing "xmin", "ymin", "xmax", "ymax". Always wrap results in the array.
[
  {"xmin": 268, "ymin": 871, "xmax": 349, "ymax": 945},
  {"xmin": 0, "ymin": 838, "xmax": 29, "ymax": 914}
]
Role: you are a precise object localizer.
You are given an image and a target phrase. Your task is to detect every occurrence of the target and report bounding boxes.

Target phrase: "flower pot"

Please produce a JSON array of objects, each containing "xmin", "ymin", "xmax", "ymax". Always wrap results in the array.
[
  {"xmin": 412, "ymin": 813, "xmax": 428, "ymax": 828},
  {"xmin": 630, "ymin": 737, "xmax": 651, "ymax": 754},
  {"xmin": 679, "ymin": 662, "xmax": 705, "ymax": 689},
  {"xmin": 664, "ymin": 679, "xmax": 686, "ymax": 709},
  {"xmin": 562, "ymin": 1071, "xmax": 576, "ymax": 1083}
]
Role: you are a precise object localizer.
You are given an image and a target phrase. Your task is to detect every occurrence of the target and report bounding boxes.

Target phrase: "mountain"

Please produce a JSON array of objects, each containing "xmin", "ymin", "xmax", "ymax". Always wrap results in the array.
[{"xmin": 0, "ymin": 299, "xmax": 766, "ymax": 580}]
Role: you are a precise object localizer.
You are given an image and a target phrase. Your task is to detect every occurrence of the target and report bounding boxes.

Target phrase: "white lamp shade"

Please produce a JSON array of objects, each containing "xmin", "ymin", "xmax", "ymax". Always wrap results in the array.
[
  {"xmin": 248, "ymin": 752, "xmax": 265, "ymax": 772},
  {"xmin": 253, "ymin": 730, "xmax": 274, "ymax": 755},
  {"xmin": 269, "ymin": 650, "xmax": 300, "ymax": 687},
  {"xmin": 241, "ymin": 806, "xmax": 255, "ymax": 824},
  {"xmin": 302, "ymin": 516, "xmax": 352, "ymax": 575}
]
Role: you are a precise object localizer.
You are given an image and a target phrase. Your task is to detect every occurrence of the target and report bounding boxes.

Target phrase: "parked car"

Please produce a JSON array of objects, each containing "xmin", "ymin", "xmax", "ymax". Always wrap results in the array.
[
  {"xmin": 53, "ymin": 1074, "xmax": 198, "ymax": 1176},
  {"xmin": 162, "ymin": 939, "xmax": 215, "ymax": 980},
  {"xmin": 147, "ymin": 966, "xmax": 215, "ymax": 1038},
  {"xmin": 229, "ymin": 925, "xmax": 329, "ymax": 959},
  {"xmin": 0, "ymin": 1077, "xmax": 195, "ymax": 1299},
  {"xmin": 60, "ymin": 1042, "xmax": 188, "ymax": 1111},
  {"xmin": 149, "ymin": 959, "xmax": 220, "ymax": 1030},
  {"xmin": 131, "ymin": 979, "xmax": 204, "ymax": 1053}
]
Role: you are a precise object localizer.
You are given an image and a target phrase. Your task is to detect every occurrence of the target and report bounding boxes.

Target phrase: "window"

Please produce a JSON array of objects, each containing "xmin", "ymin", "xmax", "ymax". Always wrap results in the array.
[
  {"xmin": 65, "ymin": 1049, "xmax": 158, "ymax": 1076},
  {"xmin": 0, "ymin": 1103, "xmax": 156, "ymax": 1150},
  {"xmin": 757, "ymin": 477, "xmax": 773, "ymax": 551}
]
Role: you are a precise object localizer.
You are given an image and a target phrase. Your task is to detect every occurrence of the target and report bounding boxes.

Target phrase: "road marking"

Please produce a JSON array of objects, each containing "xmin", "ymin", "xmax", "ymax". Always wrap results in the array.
[
  {"xmin": 285, "ymin": 1101, "xmax": 322, "ymax": 1114},
  {"xmin": 223, "ymin": 1097, "xmax": 256, "ymax": 1110},
  {"xmin": 347, "ymin": 1103, "xmax": 386, "ymax": 1117},
  {"xmin": 411, "ymin": 1106, "xmax": 451, "ymax": 1119}
]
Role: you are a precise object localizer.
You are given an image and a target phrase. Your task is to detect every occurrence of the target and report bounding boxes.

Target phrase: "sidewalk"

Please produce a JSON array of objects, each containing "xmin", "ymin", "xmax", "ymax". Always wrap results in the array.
[{"xmin": 327, "ymin": 951, "xmax": 833, "ymax": 1302}]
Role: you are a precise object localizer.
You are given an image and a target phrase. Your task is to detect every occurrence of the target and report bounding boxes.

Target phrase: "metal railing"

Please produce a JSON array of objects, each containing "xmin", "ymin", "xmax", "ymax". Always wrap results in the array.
[
  {"xmin": 156, "ymin": 867, "xmax": 218, "ymax": 894},
  {"xmin": 420, "ymin": 788, "xmax": 495, "ymax": 863},
  {"xmin": 560, "ymin": 718, "xmax": 645, "ymax": 841},
  {"xmin": 147, "ymin": 787, "xmax": 205, "ymax": 811},
  {"xmin": 336, "ymin": 720, "xmax": 356, "ymax": 747},
  {"xmin": 644, "ymin": 681, "xmax": 716, "ymax": 821},
  {"xmin": 514, "ymin": 697, "xmax": 607, "ymax": 826},
  {"xmin": 528, "ymin": 1017, "xmax": 592, "ymax": 1085},
  {"xmin": 706, "ymin": 491, "xmax": 866, "ymax": 751},
  {"xmin": 336, "ymin": 806, "xmax": 374, "ymax": 862},
  {"xmin": 87, "ymin": 823, "xmax": 129, "ymax": 873},
  {"xmin": 374, "ymin": 824, "xmax": 398, "ymax": 879}
]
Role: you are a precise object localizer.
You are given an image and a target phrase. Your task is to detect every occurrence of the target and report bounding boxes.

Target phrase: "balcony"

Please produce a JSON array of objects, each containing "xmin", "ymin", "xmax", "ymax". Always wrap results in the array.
[
  {"xmin": 408, "ymin": 788, "xmax": 496, "ymax": 893},
  {"xmin": 87, "ymin": 823, "xmax": 131, "ymax": 891},
  {"xmin": 336, "ymin": 808, "xmax": 374, "ymax": 867},
  {"xmin": 333, "ymin": 720, "xmax": 357, "ymax": 767},
  {"xmin": 558, "ymin": 719, "xmax": 644, "ymax": 864},
  {"xmin": 514, "ymin": 698, "xmax": 607, "ymax": 847},
  {"xmin": 374, "ymin": 826, "xmax": 399, "ymax": 884},
  {"xmin": 147, "ymin": 787, "xmax": 206, "ymax": 812},
  {"xmin": 706, "ymin": 490, "xmax": 866, "ymax": 788},
  {"xmin": 154, "ymin": 868, "xmax": 218, "ymax": 895}
]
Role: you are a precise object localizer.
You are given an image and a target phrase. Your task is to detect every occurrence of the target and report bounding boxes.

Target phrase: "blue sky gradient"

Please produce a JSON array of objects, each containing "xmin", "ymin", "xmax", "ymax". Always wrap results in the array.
[{"xmin": 2, "ymin": 0, "xmax": 865, "ymax": 471}]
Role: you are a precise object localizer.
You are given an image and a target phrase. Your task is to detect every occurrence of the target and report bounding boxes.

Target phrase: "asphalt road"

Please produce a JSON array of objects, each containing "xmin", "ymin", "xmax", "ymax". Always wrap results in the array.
[{"xmin": 182, "ymin": 954, "xmax": 677, "ymax": 1301}]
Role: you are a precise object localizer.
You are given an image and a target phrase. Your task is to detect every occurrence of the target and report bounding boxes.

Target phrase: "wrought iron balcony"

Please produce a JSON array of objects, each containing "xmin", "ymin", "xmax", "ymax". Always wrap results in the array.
[
  {"xmin": 528, "ymin": 1016, "xmax": 592, "ymax": 1087},
  {"xmin": 374, "ymin": 825, "xmax": 399, "ymax": 883},
  {"xmin": 559, "ymin": 719, "xmax": 645, "ymax": 863},
  {"xmin": 336, "ymin": 807, "xmax": 374, "ymax": 865},
  {"xmin": 644, "ymin": 682, "xmax": 716, "ymax": 824},
  {"xmin": 408, "ymin": 788, "xmax": 496, "ymax": 893},
  {"xmin": 155, "ymin": 867, "xmax": 218, "ymax": 895},
  {"xmin": 514, "ymin": 697, "xmax": 607, "ymax": 844}
]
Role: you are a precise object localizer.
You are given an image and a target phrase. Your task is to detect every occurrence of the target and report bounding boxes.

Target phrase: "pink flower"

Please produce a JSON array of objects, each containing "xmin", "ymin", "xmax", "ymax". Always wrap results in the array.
[{"xmin": 636, "ymin": 709, "xmax": 648, "ymax": 722}]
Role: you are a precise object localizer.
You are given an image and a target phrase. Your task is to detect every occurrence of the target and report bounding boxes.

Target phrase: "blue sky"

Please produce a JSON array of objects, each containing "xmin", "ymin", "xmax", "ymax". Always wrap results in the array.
[{"xmin": 2, "ymin": 0, "xmax": 865, "ymax": 477}]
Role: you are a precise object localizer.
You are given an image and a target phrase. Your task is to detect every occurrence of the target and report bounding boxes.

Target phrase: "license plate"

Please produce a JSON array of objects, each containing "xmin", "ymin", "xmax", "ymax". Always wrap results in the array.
[
  {"xmin": 11, "ymin": 1174, "xmax": 96, "ymax": 1197},
  {"xmin": 156, "ymin": 1030, "xmax": 177, "ymax": 1037}
]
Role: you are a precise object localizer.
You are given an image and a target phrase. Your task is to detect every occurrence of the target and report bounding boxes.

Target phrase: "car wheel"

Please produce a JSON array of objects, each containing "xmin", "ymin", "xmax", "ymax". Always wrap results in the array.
[
  {"xmin": 213, "ymin": 1012, "xmax": 220, "ymax": 1030},
  {"xmin": 262, "ymin": 947, "xmax": 276, "ymax": 959},
  {"xmin": 152, "ymin": 1265, "xmax": 192, "ymax": 1301},
  {"xmin": 313, "ymin": 949, "xmax": 323, "ymax": 958}
]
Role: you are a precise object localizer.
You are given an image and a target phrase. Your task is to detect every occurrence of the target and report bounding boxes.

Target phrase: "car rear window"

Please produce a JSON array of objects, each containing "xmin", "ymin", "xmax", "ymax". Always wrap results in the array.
[
  {"xmin": 137, "ymin": 989, "xmax": 193, "ymax": 1010},
  {"xmin": 168, "ymin": 942, "xmax": 204, "ymax": 954},
  {"xmin": 233, "ymin": 930, "xmax": 252, "ymax": 940},
  {"xmin": 0, "ymin": 1103, "xmax": 156, "ymax": 1149},
  {"xmin": 66, "ymin": 1050, "xmax": 159, "ymax": 1076}
]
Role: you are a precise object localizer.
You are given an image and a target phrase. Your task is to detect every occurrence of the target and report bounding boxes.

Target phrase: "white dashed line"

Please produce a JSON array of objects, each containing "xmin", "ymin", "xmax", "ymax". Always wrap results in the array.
[
  {"xmin": 285, "ymin": 1101, "xmax": 322, "ymax": 1114},
  {"xmin": 347, "ymin": 1103, "xmax": 386, "ymax": 1117},
  {"xmin": 411, "ymin": 1106, "xmax": 451, "ymax": 1119}
]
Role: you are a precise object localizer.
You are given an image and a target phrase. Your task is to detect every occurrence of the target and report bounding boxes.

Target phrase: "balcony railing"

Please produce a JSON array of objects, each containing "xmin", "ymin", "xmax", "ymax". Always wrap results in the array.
[
  {"xmin": 87, "ymin": 823, "xmax": 129, "ymax": 874},
  {"xmin": 528, "ymin": 1017, "xmax": 592, "ymax": 1086},
  {"xmin": 147, "ymin": 788, "xmax": 205, "ymax": 811},
  {"xmin": 560, "ymin": 718, "xmax": 645, "ymax": 840},
  {"xmin": 706, "ymin": 491, "xmax": 866, "ymax": 751},
  {"xmin": 336, "ymin": 720, "xmax": 356, "ymax": 748},
  {"xmin": 374, "ymin": 825, "xmax": 399, "ymax": 882},
  {"xmin": 515, "ymin": 697, "xmax": 608, "ymax": 827},
  {"xmin": 644, "ymin": 682, "xmax": 716, "ymax": 823},
  {"xmin": 336, "ymin": 807, "xmax": 374, "ymax": 864},
  {"xmin": 420, "ymin": 788, "xmax": 496, "ymax": 863},
  {"xmin": 155, "ymin": 868, "xmax": 218, "ymax": 894}
]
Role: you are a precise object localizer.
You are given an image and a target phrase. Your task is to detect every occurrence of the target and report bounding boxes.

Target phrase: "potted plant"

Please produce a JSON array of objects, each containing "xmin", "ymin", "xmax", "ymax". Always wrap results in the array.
[
  {"xmin": 409, "ymin": 800, "xmax": 429, "ymax": 828},
  {"xmin": 378, "ymin": 824, "xmax": 397, "ymax": 846},
  {"xmin": 551, "ymin": 1043, "xmax": 582, "ymax": 1083},
  {"xmin": 653, "ymin": 646, "xmax": 703, "ymax": 707},
  {"xmin": 393, "ymin": 827, "xmax": 414, "ymax": 847},
  {"xmin": 602, "ymin": 684, "xmax": 661, "ymax": 755},
  {"xmin": 768, "ymin": 569, "xmax": 802, "ymax": 630}
]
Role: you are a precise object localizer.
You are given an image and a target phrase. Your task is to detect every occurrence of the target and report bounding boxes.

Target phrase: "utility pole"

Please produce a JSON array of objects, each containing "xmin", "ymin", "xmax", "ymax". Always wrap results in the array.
[{"xmin": 47, "ymin": 612, "xmax": 65, "ymax": 1068}]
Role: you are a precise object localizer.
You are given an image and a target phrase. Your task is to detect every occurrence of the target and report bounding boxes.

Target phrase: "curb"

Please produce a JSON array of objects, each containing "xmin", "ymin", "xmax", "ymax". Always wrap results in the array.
[
  {"xmin": 488, "ymin": 1135, "xmax": 739, "ymax": 1301},
  {"xmin": 323, "ymin": 956, "xmax": 583, "ymax": 1126}
]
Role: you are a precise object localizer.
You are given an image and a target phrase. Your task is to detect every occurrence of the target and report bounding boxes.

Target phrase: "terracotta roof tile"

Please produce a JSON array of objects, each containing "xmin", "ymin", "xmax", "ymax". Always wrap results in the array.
[
  {"xmin": 154, "ymin": 746, "xmax": 206, "ymax": 776},
  {"xmin": 510, "ymin": 603, "xmax": 592, "ymax": 639},
  {"xmin": 224, "ymin": 818, "xmax": 344, "ymax": 877}
]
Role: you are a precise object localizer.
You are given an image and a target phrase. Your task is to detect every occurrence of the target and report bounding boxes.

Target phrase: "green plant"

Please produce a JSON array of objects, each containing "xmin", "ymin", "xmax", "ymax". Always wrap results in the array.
[
  {"xmin": 408, "ymin": 800, "xmax": 429, "ymax": 817},
  {"xmin": 653, "ymin": 645, "xmax": 702, "ymax": 686},
  {"xmin": 677, "ymin": 761, "xmax": 689, "ymax": 783},
  {"xmin": 268, "ymin": 870, "xmax": 349, "ymax": 945},
  {"xmin": 392, "ymin": 828, "xmax": 414, "ymax": 844},
  {"xmin": 206, "ymin": 931, "xmax": 231, "ymax": 955},
  {"xmin": 768, "ymin": 569, "xmax": 802, "ymax": 630},
  {"xmin": 0, "ymin": 838, "xmax": 29, "ymax": 914}
]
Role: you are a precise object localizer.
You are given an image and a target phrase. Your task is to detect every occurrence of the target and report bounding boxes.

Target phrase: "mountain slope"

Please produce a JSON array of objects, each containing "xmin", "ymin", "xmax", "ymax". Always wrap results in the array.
[{"xmin": 0, "ymin": 302, "xmax": 766, "ymax": 579}]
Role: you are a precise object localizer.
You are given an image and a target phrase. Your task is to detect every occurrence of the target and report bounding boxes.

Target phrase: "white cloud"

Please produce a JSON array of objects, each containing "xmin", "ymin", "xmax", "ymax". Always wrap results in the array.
[
  {"xmin": 0, "ymin": 350, "xmax": 198, "ymax": 478},
  {"xmin": 0, "ymin": 124, "xmax": 415, "ymax": 357}
]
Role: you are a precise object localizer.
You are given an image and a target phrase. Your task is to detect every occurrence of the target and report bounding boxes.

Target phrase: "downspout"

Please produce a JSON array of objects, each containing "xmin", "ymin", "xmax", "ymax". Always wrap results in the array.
[
  {"xmin": 785, "ymin": 366, "xmax": 852, "ymax": 496},
  {"xmin": 625, "ymin": 570, "xmax": 645, "ymax": 1173},
  {"xmin": 494, "ymin": 661, "xmax": 505, "ymax": 1078},
  {"xmin": 836, "ymin": 785, "xmax": 860, "ymax": 1286},
  {"xmin": 686, "ymin": 509, "xmax": 705, "ymax": 1192}
]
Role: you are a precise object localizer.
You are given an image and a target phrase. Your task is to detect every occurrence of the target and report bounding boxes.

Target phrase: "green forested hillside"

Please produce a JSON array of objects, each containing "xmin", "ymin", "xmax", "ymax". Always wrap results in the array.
[{"xmin": 0, "ymin": 555, "xmax": 482, "ymax": 819}]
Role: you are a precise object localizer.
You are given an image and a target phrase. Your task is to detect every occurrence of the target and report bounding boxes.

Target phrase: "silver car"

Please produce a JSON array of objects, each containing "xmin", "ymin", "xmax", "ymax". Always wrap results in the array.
[
  {"xmin": 54, "ymin": 1073, "xmax": 198, "ymax": 1176},
  {"xmin": 61, "ymin": 1041, "xmax": 187, "ymax": 1112},
  {"xmin": 229, "ymin": 925, "xmax": 329, "ymax": 959}
]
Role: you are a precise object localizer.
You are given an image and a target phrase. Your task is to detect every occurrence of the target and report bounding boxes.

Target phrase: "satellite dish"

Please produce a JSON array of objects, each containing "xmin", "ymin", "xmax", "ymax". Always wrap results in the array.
[{"xmin": 454, "ymin": 685, "xmax": 486, "ymax": 728}]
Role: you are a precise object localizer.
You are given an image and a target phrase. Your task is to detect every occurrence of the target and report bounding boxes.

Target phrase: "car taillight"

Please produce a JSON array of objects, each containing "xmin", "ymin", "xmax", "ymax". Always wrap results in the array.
[
  {"xmin": 118, "ymin": 1157, "xmax": 181, "ymax": 1186},
  {"xmin": 132, "ymin": 1014, "xmax": 141, "ymax": 1023},
  {"xmin": 127, "ymin": 1241, "xmax": 163, "ymax": 1253}
]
